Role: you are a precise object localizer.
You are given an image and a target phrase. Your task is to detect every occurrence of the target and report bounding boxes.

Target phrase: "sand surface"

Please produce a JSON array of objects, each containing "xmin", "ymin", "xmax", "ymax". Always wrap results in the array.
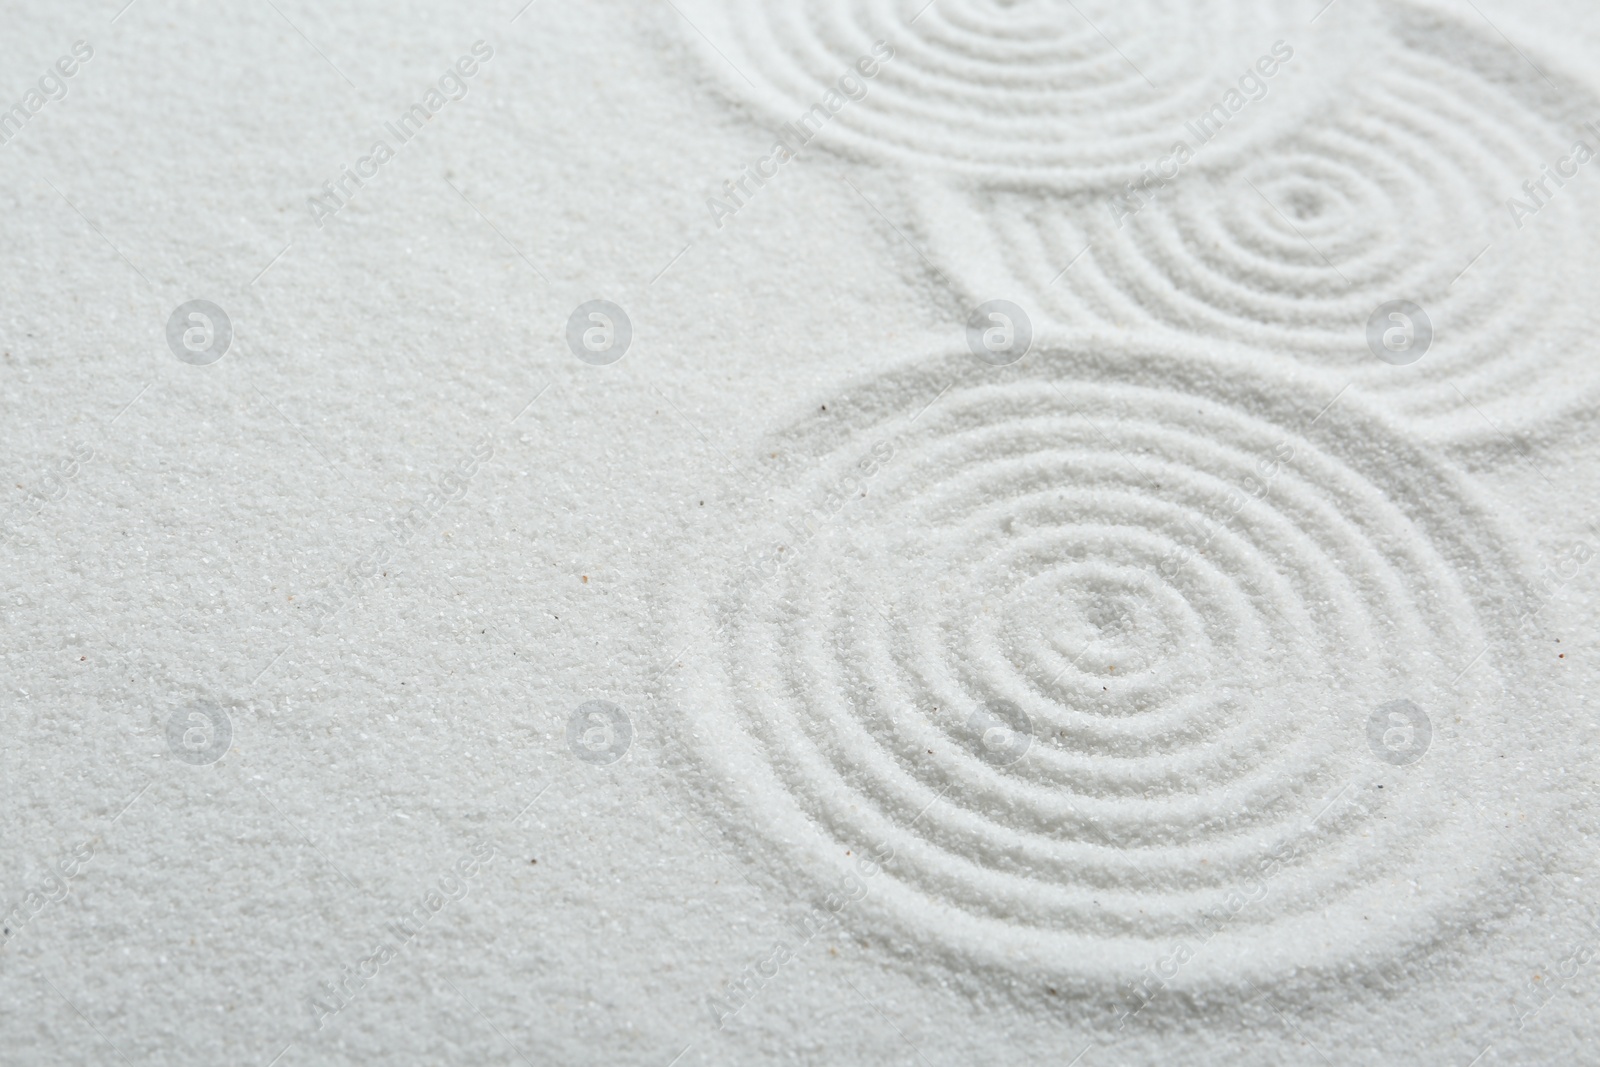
[{"xmin": 3, "ymin": 1, "xmax": 1598, "ymax": 1064}]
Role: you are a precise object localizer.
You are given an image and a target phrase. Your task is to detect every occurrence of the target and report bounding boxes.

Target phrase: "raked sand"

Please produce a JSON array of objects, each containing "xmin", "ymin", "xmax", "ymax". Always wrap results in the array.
[{"xmin": 2, "ymin": 1, "xmax": 1599, "ymax": 1064}]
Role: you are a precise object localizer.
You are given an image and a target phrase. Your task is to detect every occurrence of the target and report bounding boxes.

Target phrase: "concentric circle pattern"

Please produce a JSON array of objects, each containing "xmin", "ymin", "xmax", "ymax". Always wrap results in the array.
[
  {"xmin": 684, "ymin": 0, "xmax": 1358, "ymax": 188},
  {"xmin": 669, "ymin": 339, "xmax": 1553, "ymax": 992},
  {"xmin": 917, "ymin": 5, "xmax": 1600, "ymax": 442}
]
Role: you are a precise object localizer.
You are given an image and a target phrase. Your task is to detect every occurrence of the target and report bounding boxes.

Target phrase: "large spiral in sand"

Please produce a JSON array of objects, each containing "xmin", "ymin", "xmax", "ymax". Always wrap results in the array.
[{"xmin": 667, "ymin": 337, "xmax": 1557, "ymax": 996}]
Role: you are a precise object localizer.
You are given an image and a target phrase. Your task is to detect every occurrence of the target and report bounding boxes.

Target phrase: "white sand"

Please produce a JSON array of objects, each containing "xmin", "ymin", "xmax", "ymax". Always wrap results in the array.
[{"xmin": 2, "ymin": 0, "xmax": 1597, "ymax": 1064}]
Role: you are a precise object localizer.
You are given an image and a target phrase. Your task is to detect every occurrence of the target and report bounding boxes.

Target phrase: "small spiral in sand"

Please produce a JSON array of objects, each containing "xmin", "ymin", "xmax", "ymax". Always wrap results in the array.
[{"xmin": 915, "ymin": 6, "xmax": 1600, "ymax": 443}]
